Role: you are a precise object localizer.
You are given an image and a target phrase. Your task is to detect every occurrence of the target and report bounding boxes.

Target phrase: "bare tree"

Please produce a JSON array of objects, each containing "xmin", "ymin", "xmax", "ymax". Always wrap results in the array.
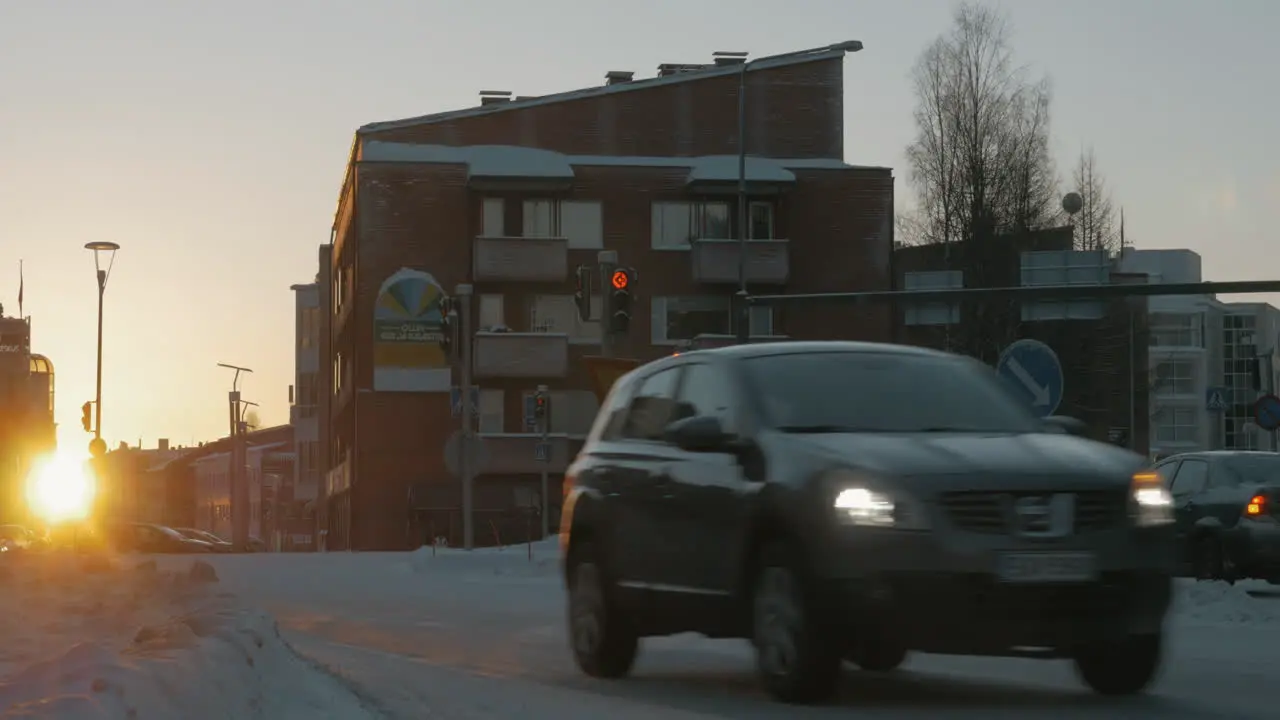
[
  {"xmin": 904, "ymin": 3, "xmax": 1059, "ymax": 360},
  {"xmin": 1068, "ymin": 148, "xmax": 1118, "ymax": 252},
  {"xmin": 244, "ymin": 409, "xmax": 261, "ymax": 430}
]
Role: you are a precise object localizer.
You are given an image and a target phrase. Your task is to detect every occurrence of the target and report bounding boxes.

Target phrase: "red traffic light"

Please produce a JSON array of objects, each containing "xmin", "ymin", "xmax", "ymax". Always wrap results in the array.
[{"xmin": 611, "ymin": 270, "xmax": 630, "ymax": 290}]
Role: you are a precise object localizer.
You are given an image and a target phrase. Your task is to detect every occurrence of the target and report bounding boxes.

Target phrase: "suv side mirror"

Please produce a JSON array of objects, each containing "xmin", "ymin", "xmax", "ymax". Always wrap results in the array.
[
  {"xmin": 1043, "ymin": 415, "xmax": 1089, "ymax": 437},
  {"xmin": 663, "ymin": 415, "xmax": 731, "ymax": 452}
]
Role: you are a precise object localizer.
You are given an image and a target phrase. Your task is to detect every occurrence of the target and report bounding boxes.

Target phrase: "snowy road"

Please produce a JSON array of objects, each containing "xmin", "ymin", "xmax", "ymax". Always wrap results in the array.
[{"xmin": 169, "ymin": 546, "xmax": 1277, "ymax": 719}]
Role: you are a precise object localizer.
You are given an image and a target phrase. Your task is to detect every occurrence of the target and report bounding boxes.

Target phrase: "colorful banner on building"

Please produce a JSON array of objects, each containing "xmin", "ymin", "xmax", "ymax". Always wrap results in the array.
[{"xmin": 373, "ymin": 268, "xmax": 451, "ymax": 392}]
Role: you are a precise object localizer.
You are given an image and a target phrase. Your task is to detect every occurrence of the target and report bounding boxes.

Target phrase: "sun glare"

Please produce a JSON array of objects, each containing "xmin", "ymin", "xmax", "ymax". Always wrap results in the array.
[{"xmin": 26, "ymin": 452, "xmax": 96, "ymax": 524}]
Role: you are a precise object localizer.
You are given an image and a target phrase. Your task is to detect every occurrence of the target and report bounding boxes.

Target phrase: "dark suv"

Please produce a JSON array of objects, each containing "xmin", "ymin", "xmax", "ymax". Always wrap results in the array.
[{"xmin": 560, "ymin": 342, "xmax": 1176, "ymax": 703}]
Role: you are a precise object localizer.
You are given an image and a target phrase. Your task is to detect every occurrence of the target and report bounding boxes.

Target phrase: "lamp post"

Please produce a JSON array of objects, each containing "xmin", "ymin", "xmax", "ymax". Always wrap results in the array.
[
  {"xmin": 85, "ymin": 241, "xmax": 119, "ymax": 456},
  {"xmin": 732, "ymin": 41, "xmax": 863, "ymax": 342}
]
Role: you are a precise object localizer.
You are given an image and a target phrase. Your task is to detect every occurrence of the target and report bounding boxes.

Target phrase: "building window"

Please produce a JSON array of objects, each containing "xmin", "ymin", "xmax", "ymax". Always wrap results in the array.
[
  {"xmin": 521, "ymin": 199, "xmax": 603, "ymax": 249},
  {"xmin": 482, "ymin": 198, "xmax": 505, "ymax": 236},
  {"xmin": 332, "ymin": 352, "xmax": 344, "ymax": 396},
  {"xmin": 332, "ymin": 265, "xmax": 347, "ymax": 315},
  {"xmin": 903, "ymin": 270, "xmax": 962, "ymax": 326},
  {"xmin": 1154, "ymin": 407, "xmax": 1197, "ymax": 444},
  {"xmin": 297, "ymin": 373, "xmax": 317, "ymax": 407},
  {"xmin": 478, "ymin": 294, "xmax": 505, "ymax": 331},
  {"xmin": 650, "ymin": 296, "xmax": 772, "ymax": 345},
  {"xmin": 521, "ymin": 389, "xmax": 600, "ymax": 435},
  {"xmin": 1019, "ymin": 250, "xmax": 1108, "ymax": 321},
  {"xmin": 478, "ymin": 389, "xmax": 504, "ymax": 433},
  {"xmin": 1152, "ymin": 358, "xmax": 1195, "ymax": 395},
  {"xmin": 1149, "ymin": 313, "xmax": 1202, "ymax": 348},
  {"xmin": 523, "ymin": 199, "xmax": 557, "ymax": 237},
  {"xmin": 651, "ymin": 201, "xmax": 731, "ymax": 249},
  {"xmin": 749, "ymin": 202, "xmax": 775, "ymax": 240},
  {"xmin": 300, "ymin": 307, "xmax": 320, "ymax": 349},
  {"xmin": 529, "ymin": 294, "xmax": 602, "ymax": 344}
]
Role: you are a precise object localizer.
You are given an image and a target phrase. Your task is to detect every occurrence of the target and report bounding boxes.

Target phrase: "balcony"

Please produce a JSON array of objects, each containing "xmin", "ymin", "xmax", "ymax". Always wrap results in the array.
[
  {"xmin": 691, "ymin": 239, "xmax": 790, "ymax": 285},
  {"xmin": 473, "ymin": 433, "xmax": 584, "ymax": 475},
  {"xmin": 473, "ymin": 236, "xmax": 568, "ymax": 283},
  {"xmin": 473, "ymin": 332, "xmax": 569, "ymax": 379}
]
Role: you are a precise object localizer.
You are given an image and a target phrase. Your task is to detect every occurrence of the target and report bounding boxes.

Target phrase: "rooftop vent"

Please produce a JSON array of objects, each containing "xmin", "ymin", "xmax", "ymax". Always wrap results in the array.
[
  {"xmin": 657, "ymin": 63, "xmax": 710, "ymax": 78},
  {"xmin": 712, "ymin": 51, "xmax": 749, "ymax": 66},
  {"xmin": 605, "ymin": 70, "xmax": 634, "ymax": 86},
  {"xmin": 514, "ymin": 95, "xmax": 539, "ymax": 102},
  {"xmin": 479, "ymin": 90, "xmax": 513, "ymax": 106}
]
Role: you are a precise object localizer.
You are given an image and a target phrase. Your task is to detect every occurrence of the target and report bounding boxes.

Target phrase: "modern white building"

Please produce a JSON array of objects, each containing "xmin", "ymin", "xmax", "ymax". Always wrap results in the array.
[{"xmin": 1117, "ymin": 249, "xmax": 1280, "ymax": 455}]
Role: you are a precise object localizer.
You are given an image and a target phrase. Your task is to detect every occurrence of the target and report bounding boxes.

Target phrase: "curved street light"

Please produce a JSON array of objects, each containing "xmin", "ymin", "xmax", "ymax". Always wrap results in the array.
[{"xmin": 84, "ymin": 241, "xmax": 120, "ymax": 456}]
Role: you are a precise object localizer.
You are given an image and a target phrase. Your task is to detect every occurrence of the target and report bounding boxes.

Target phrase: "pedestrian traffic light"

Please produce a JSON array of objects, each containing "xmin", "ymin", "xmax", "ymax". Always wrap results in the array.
[
  {"xmin": 533, "ymin": 389, "xmax": 549, "ymax": 424},
  {"xmin": 609, "ymin": 268, "xmax": 634, "ymax": 334},
  {"xmin": 81, "ymin": 401, "xmax": 93, "ymax": 433},
  {"xmin": 439, "ymin": 297, "xmax": 456, "ymax": 358},
  {"xmin": 573, "ymin": 265, "xmax": 592, "ymax": 322}
]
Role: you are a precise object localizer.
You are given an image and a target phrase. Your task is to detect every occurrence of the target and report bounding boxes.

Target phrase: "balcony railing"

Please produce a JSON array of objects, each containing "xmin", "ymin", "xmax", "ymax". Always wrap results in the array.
[
  {"xmin": 473, "ymin": 332, "xmax": 569, "ymax": 378},
  {"xmin": 691, "ymin": 238, "xmax": 790, "ymax": 285},
  {"xmin": 473, "ymin": 236, "xmax": 568, "ymax": 282}
]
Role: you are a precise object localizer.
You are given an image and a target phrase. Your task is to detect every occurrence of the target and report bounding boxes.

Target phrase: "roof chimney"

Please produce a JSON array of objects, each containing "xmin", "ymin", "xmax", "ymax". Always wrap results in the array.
[
  {"xmin": 479, "ymin": 90, "xmax": 512, "ymax": 106},
  {"xmin": 657, "ymin": 63, "xmax": 710, "ymax": 78},
  {"xmin": 712, "ymin": 51, "xmax": 748, "ymax": 66},
  {"xmin": 605, "ymin": 70, "xmax": 634, "ymax": 86}
]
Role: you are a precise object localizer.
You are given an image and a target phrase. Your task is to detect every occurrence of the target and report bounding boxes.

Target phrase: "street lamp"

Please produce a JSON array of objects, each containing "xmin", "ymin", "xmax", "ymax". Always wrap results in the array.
[
  {"xmin": 734, "ymin": 41, "xmax": 863, "ymax": 342},
  {"xmin": 84, "ymin": 241, "xmax": 119, "ymax": 456}
]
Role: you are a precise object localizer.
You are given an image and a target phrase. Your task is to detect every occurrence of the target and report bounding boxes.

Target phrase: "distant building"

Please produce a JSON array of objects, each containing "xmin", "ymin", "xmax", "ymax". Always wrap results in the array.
[
  {"xmin": 317, "ymin": 46, "xmax": 895, "ymax": 550},
  {"xmin": 99, "ymin": 438, "xmax": 191, "ymax": 522},
  {"xmin": 0, "ymin": 312, "xmax": 56, "ymax": 524},
  {"xmin": 290, "ymin": 282, "xmax": 321, "ymax": 516},
  {"xmin": 895, "ymin": 227, "xmax": 1151, "ymax": 454}
]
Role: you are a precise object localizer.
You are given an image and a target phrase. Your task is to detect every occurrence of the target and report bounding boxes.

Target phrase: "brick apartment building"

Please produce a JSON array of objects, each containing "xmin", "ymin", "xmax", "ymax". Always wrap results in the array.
[
  {"xmin": 315, "ymin": 46, "xmax": 896, "ymax": 550},
  {"xmin": 893, "ymin": 227, "xmax": 1152, "ymax": 453}
]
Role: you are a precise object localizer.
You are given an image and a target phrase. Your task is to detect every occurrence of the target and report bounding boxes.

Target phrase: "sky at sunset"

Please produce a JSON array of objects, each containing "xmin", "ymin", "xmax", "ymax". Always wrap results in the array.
[{"xmin": 2, "ymin": 0, "xmax": 1276, "ymax": 455}]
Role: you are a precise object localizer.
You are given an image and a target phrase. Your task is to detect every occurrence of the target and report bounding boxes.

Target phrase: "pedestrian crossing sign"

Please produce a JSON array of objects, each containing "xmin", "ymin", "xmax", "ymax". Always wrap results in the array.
[{"xmin": 1205, "ymin": 387, "xmax": 1228, "ymax": 412}]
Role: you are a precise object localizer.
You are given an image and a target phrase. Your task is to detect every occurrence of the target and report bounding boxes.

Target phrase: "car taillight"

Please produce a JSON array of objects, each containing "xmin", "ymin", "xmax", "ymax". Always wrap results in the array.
[{"xmin": 1245, "ymin": 494, "xmax": 1267, "ymax": 518}]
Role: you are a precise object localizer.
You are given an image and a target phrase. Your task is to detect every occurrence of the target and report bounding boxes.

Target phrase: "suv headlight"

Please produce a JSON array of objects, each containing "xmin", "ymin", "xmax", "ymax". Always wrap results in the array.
[
  {"xmin": 1129, "ymin": 472, "xmax": 1174, "ymax": 527},
  {"xmin": 830, "ymin": 471, "xmax": 930, "ymax": 530}
]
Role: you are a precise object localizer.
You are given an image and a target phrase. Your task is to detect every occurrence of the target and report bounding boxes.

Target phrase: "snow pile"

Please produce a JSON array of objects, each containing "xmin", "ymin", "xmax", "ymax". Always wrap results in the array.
[
  {"xmin": 0, "ymin": 552, "xmax": 376, "ymax": 719},
  {"xmin": 1174, "ymin": 578, "xmax": 1280, "ymax": 625},
  {"xmin": 408, "ymin": 537, "xmax": 561, "ymax": 578}
]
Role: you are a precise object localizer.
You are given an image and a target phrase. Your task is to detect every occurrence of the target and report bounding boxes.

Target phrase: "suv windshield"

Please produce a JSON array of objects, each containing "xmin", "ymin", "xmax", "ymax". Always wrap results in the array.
[
  {"xmin": 1223, "ymin": 455, "xmax": 1280, "ymax": 485},
  {"xmin": 743, "ymin": 350, "xmax": 1040, "ymax": 434}
]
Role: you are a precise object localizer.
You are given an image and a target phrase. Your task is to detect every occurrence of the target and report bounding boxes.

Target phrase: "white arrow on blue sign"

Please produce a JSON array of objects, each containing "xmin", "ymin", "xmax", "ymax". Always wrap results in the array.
[
  {"xmin": 450, "ymin": 386, "xmax": 480, "ymax": 418},
  {"xmin": 996, "ymin": 339, "xmax": 1064, "ymax": 418},
  {"xmin": 1205, "ymin": 387, "xmax": 1228, "ymax": 412}
]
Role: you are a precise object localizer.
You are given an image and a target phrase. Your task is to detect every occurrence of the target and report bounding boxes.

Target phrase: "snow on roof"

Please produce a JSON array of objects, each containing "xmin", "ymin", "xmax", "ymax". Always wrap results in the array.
[
  {"xmin": 359, "ymin": 141, "xmax": 878, "ymax": 182},
  {"xmin": 359, "ymin": 49, "xmax": 848, "ymax": 135}
]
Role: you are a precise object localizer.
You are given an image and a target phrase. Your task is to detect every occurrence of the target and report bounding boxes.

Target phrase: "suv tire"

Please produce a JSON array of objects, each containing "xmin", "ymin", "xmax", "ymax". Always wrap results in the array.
[
  {"xmin": 1073, "ymin": 632, "xmax": 1162, "ymax": 696},
  {"xmin": 566, "ymin": 542, "xmax": 638, "ymax": 679},
  {"xmin": 848, "ymin": 631, "xmax": 908, "ymax": 673},
  {"xmin": 752, "ymin": 541, "xmax": 842, "ymax": 704}
]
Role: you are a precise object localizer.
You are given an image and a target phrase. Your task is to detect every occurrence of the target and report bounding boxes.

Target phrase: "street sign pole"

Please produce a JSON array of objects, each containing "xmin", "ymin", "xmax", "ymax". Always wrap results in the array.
[
  {"xmin": 597, "ymin": 250, "xmax": 618, "ymax": 358},
  {"xmin": 537, "ymin": 383, "xmax": 550, "ymax": 537},
  {"xmin": 456, "ymin": 283, "xmax": 475, "ymax": 550}
]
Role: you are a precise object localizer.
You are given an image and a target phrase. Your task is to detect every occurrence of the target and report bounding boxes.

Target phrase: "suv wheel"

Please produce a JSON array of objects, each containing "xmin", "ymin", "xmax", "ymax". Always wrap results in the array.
[
  {"xmin": 848, "ymin": 630, "xmax": 908, "ymax": 673},
  {"xmin": 1073, "ymin": 632, "xmax": 1162, "ymax": 696},
  {"xmin": 567, "ymin": 542, "xmax": 638, "ymax": 679},
  {"xmin": 752, "ymin": 542, "xmax": 841, "ymax": 704}
]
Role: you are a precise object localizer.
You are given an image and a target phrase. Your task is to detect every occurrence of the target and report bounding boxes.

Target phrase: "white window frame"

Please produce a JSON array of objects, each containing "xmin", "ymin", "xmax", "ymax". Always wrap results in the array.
[
  {"xmin": 1152, "ymin": 358, "xmax": 1196, "ymax": 396},
  {"xmin": 650, "ymin": 201, "xmax": 732, "ymax": 250},
  {"xmin": 523, "ymin": 199, "xmax": 559, "ymax": 237},
  {"xmin": 1154, "ymin": 406, "xmax": 1198, "ymax": 444},
  {"xmin": 902, "ymin": 270, "xmax": 962, "ymax": 326},
  {"xmin": 749, "ymin": 201, "xmax": 775, "ymax": 240},
  {"xmin": 1019, "ymin": 250, "xmax": 1109, "ymax": 321},
  {"xmin": 529, "ymin": 294, "xmax": 603, "ymax": 344},
  {"xmin": 650, "ymin": 296, "xmax": 772, "ymax": 345},
  {"xmin": 481, "ymin": 198, "xmax": 504, "ymax": 237},
  {"xmin": 558, "ymin": 200, "xmax": 603, "ymax": 249},
  {"xmin": 1149, "ymin": 312, "xmax": 1203, "ymax": 348},
  {"xmin": 478, "ymin": 294, "xmax": 505, "ymax": 331}
]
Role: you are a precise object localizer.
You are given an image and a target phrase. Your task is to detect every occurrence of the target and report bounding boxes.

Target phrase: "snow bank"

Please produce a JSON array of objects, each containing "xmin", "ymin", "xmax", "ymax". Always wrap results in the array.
[
  {"xmin": 1174, "ymin": 578, "xmax": 1280, "ymax": 625},
  {"xmin": 408, "ymin": 537, "xmax": 560, "ymax": 578},
  {"xmin": 0, "ymin": 552, "xmax": 377, "ymax": 719}
]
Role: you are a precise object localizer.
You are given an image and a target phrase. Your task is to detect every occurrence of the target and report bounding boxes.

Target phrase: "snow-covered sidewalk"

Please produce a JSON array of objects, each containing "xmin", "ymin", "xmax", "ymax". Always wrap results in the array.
[{"xmin": 0, "ymin": 551, "xmax": 378, "ymax": 719}]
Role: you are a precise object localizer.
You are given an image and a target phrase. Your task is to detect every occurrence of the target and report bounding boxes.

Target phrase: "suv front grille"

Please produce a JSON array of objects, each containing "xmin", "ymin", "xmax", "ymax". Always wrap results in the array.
[{"xmin": 939, "ymin": 491, "xmax": 1127, "ymax": 535}]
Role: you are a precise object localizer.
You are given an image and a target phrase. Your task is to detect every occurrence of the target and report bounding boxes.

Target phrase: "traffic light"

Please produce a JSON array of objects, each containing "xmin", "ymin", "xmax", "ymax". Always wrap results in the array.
[
  {"xmin": 573, "ymin": 265, "xmax": 592, "ymax": 322},
  {"xmin": 81, "ymin": 401, "xmax": 93, "ymax": 433},
  {"xmin": 439, "ymin": 297, "xmax": 456, "ymax": 358},
  {"xmin": 609, "ymin": 268, "xmax": 634, "ymax": 334},
  {"xmin": 533, "ymin": 388, "xmax": 550, "ymax": 430}
]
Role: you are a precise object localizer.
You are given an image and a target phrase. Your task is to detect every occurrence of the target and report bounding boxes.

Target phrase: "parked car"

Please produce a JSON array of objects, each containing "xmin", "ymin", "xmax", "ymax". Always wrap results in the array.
[
  {"xmin": 101, "ymin": 522, "xmax": 214, "ymax": 553},
  {"xmin": 175, "ymin": 528, "xmax": 234, "ymax": 552},
  {"xmin": 560, "ymin": 341, "xmax": 1177, "ymax": 703},
  {"xmin": 1151, "ymin": 451, "xmax": 1280, "ymax": 583}
]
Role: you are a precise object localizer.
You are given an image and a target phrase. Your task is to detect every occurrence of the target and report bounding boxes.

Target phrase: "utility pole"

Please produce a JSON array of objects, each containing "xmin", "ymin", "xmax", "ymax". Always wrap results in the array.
[
  {"xmin": 85, "ymin": 241, "xmax": 120, "ymax": 458},
  {"xmin": 597, "ymin": 250, "xmax": 617, "ymax": 358},
  {"xmin": 535, "ymin": 385, "xmax": 550, "ymax": 537},
  {"xmin": 456, "ymin": 284, "xmax": 475, "ymax": 550},
  {"xmin": 218, "ymin": 363, "xmax": 253, "ymax": 550}
]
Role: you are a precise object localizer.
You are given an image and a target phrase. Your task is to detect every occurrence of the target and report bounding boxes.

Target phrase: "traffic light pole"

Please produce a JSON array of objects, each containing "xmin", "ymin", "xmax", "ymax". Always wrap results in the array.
[
  {"xmin": 597, "ymin": 250, "xmax": 617, "ymax": 358},
  {"xmin": 456, "ymin": 283, "xmax": 475, "ymax": 550},
  {"xmin": 536, "ymin": 384, "xmax": 549, "ymax": 537}
]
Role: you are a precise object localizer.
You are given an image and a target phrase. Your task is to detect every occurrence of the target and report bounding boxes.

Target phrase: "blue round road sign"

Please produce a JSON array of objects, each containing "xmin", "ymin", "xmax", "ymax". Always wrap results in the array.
[
  {"xmin": 996, "ymin": 339, "xmax": 1064, "ymax": 418},
  {"xmin": 1254, "ymin": 394, "xmax": 1280, "ymax": 432}
]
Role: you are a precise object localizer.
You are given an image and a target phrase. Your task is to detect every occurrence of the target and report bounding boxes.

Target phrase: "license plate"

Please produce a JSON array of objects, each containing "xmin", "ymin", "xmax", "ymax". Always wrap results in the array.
[{"xmin": 997, "ymin": 551, "xmax": 1097, "ymax": 584}]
